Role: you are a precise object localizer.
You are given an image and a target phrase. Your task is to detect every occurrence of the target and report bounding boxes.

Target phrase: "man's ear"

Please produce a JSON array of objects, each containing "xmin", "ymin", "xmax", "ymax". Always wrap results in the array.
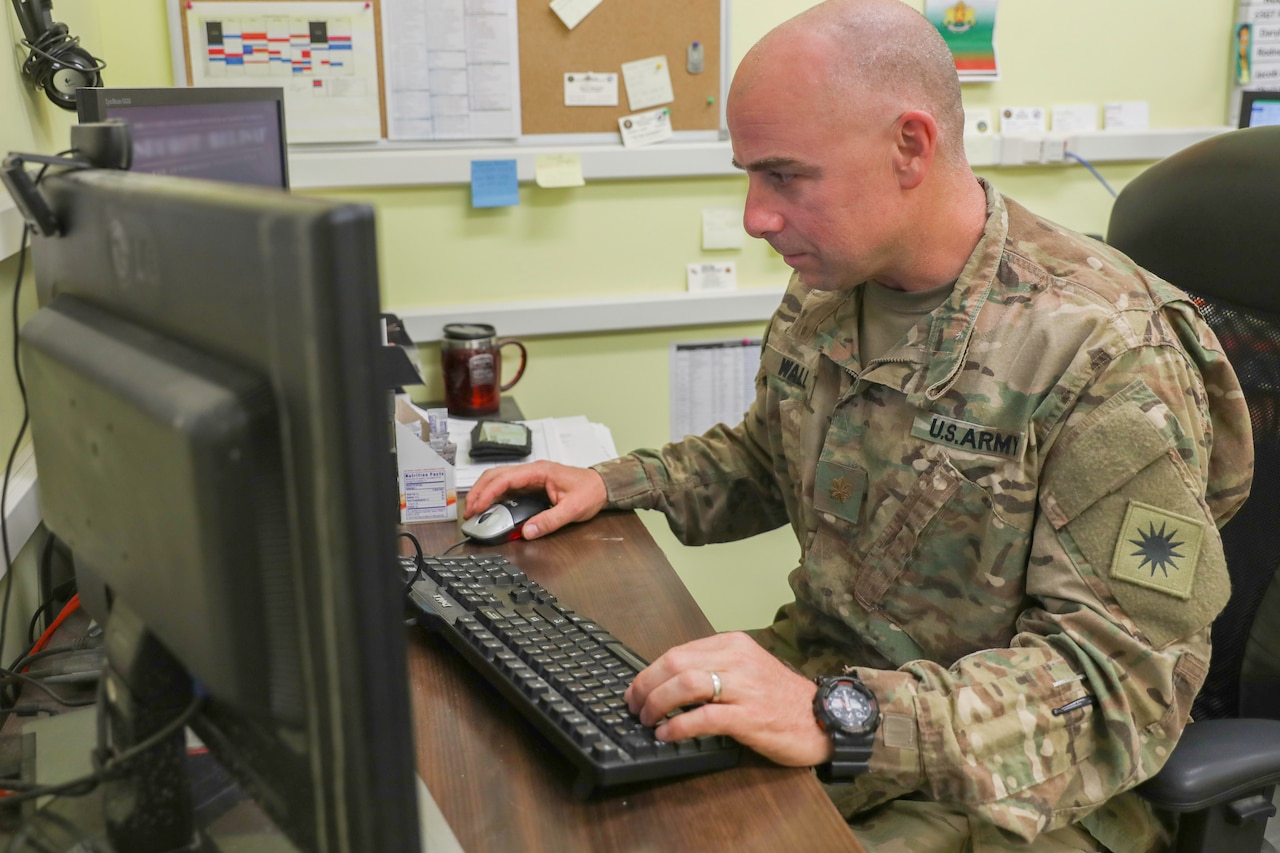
[{"xmin": 893, "ymin": 110, "xmax": 938, "ymax": 190}]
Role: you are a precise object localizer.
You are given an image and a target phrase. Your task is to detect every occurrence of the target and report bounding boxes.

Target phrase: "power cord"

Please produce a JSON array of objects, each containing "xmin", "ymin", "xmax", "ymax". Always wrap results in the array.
[
  {"xmin": 0, "ymin": 683, "xmax": 204, "ymax": 808},
  {"xmin": 0, "ymin": 221, "xmax": 34, "ymax": 689}
]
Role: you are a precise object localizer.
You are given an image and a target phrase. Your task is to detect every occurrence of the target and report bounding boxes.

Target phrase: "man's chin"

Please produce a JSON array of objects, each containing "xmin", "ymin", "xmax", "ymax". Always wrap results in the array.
[{"xmin": 796, "ymin": 271, "xmax": 853, "ymax": 292}]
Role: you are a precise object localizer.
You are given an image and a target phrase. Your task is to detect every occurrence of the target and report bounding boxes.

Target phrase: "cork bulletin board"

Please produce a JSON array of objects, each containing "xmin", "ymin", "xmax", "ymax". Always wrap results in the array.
[
  {"xmin": 170, "ymin": 0, "xmax": 726, "ymax": 142},
  {"xmin": 516, "ymin": 0, "xmax": 723, "ymax": 136}
]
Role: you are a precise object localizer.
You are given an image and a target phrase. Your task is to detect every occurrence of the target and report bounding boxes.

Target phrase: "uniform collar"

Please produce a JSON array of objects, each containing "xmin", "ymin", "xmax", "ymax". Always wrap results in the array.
[{"xmin": 802, "ymin": 179, "xmax": 1009, "ymax": 401}]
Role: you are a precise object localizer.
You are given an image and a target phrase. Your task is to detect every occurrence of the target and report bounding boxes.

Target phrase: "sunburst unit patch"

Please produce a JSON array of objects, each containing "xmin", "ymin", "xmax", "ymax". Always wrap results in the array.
[{"xmin": 1110, "ymin": 501, "xmax": 1205, "ymax": 599}]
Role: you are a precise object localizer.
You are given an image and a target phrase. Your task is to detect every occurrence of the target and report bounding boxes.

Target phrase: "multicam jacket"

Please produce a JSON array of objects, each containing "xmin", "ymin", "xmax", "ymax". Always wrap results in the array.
[{"xmin": 593, "ymin": 182, "xmax": 1254, "ymax": 852}]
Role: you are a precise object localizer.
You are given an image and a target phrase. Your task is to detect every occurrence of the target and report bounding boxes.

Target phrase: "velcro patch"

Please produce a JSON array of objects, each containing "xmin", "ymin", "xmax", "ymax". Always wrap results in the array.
[
  {"xmin": 813, "ymin": 461, "xmax": 867, "ymax": 525},
  {"xmin": 1110, "ymin": 501, "xmax": 1205, "ymax": 600}
]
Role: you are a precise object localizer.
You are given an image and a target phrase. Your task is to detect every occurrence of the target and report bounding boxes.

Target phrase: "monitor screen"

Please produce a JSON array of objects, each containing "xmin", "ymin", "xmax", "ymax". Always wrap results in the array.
[
  {"xmin": 19, "ymin": 168, "xmax": 418, "ymax": 851},
  {"xmin": 76, "ymin": 87, "xmax": 290, "ymax": 188},
  {"xmin": 1239, "ymin": 90, "xmax": 1280, "ymax": 128}
]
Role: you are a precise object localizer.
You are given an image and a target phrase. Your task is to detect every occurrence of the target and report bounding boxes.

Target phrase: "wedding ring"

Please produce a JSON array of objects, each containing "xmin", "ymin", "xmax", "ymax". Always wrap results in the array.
[{"xmin": 710, "ymin": 671, "xmax": 723, "ymax": 703}]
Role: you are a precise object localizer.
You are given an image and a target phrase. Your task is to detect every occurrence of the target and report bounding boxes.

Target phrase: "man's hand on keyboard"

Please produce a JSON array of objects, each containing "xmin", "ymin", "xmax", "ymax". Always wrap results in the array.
[
  {"xmin": 466, "ymin": 461, "xmax": 608, "ymax": 540},
  {"xmin": 624, "ymin": 632, "xmax": 832, "ymax": 768}
]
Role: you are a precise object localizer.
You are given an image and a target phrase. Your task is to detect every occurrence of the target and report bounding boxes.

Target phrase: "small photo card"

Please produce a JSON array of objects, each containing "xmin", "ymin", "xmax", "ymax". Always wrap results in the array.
[
  {"xmin": 687, "ymin": 262, "xmax": 737, "ymax": 293},
  {"xmin": 964, "ymin": 108, "xmax": 993, "ymax": 136},
  {"xmin": 564, "ymin": 72, "xmax": 618, "ymax": 107},
  {"xmin": 618, "ymin": 107, "xmax": 673, "ymax": 148}
]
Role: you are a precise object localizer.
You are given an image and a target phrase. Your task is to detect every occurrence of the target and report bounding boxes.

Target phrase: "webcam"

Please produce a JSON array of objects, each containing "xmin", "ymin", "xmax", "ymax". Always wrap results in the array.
[{"xmin": 10, "ymin": 0, "xmax": 105, "ymax": 110}]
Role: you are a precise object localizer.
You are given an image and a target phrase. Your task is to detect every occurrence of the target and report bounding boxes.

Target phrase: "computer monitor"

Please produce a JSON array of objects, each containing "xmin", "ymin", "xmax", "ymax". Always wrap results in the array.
[
  {"xmin": 1238, "ymin": 90, "xmax": 1280, "ymax": 128},
  {"xmin": 76, "ymin": 86, "xmax": 290, "ymax": 187},
  {"xmin": 18, "ymin": 167, "xmax": 418, "ymax": 851}
]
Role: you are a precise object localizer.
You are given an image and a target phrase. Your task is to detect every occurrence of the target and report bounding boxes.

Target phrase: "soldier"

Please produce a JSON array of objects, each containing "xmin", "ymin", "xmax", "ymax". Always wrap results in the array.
[{"xmin": 464, "ymin": 0, "xmax": 1254, "ymax": 849}]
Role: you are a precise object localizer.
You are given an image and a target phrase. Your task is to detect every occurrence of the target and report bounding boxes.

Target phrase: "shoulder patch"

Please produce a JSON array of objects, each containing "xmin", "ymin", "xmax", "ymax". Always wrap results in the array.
[{"xmin": 1110, "ymin": 501, "xmax": 1205, "ymax": 600}]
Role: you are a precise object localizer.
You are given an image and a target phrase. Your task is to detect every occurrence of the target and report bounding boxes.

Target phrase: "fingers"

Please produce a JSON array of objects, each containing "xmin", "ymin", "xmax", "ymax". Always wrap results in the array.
[
  {"xmin": 623, "ymin": 633, "xmax": 830, "ymax": 767},
  {"xmin": 465, "ymin": 464, "xmax": 546, "ymax": 518},
  {"xmin": 463, "ymin": 462, "xmax": 610, "ymax": 540}
]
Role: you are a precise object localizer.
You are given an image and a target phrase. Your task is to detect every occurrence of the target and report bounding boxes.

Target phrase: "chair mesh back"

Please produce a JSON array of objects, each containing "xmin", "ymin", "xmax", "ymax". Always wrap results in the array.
[{"xmin": 1187, "ymin": 294, "xmax": 1280, "ymax": 722}]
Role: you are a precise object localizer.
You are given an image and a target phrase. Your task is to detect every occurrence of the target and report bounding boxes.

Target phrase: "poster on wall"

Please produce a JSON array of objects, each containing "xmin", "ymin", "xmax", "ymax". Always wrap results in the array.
[
  {"xmin": 924, "ymin": 0, "xmax": 999, "ymax": 82},
  {"xmin": 184, "ymin": 1, "xmax": 383, "ymax": 143},
  {"xmin": 1230, "ymin": 1, "xmax": 1280, "ymax": 126}
]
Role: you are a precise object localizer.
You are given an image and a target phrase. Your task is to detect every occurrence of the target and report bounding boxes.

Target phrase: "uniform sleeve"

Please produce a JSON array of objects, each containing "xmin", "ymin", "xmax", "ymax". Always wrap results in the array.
[
  {"xmin": 852, "ymin": 314, "xmax": 1253, "ymax": 845},
  {"xmin": 591, "ymin": 390, "xmax": 790, "ymax": 546}
]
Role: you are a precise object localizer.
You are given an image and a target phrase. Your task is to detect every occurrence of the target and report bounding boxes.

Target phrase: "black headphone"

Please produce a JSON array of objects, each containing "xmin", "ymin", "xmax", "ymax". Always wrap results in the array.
[{"xmin": 10, "ymin": 0, "xmax": 105, "ymax": 110}]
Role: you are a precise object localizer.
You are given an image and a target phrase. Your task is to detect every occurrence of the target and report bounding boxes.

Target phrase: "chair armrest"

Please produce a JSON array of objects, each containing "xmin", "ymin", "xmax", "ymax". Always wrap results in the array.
[{"xmin": 1136, "ymin": 719, "xmax": 1280, "ymax": 812}]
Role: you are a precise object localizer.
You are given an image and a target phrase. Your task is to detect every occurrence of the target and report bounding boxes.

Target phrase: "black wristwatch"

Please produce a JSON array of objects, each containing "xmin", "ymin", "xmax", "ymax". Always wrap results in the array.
[{"xmin": 812, "ymin": 675, "xmax": 880, "ymax": 783}]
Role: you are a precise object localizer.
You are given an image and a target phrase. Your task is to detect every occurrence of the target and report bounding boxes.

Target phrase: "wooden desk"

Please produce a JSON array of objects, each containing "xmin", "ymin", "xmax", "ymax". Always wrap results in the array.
[{"xmin": 403, "ymin": 511, "xmax": 861, "ymax": 852}]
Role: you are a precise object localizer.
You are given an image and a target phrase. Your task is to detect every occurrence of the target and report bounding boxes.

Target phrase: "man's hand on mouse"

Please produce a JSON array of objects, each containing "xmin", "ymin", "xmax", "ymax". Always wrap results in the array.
[{"xmin": 465, "ymin": 461, "xmax": 609, "ymax": 540}]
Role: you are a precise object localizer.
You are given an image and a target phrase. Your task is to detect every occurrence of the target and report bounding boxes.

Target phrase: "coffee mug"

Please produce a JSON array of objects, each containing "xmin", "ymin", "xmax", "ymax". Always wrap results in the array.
[{"xmin": 440, "ymin": 323, "xmax": 527, "ymax": 417}]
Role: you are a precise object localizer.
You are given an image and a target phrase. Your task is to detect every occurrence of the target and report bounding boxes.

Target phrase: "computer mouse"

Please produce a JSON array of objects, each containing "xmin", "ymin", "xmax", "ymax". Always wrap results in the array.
[{"xmin": 460, "ymin": 493, "xmax": 553, "ymax": 545}]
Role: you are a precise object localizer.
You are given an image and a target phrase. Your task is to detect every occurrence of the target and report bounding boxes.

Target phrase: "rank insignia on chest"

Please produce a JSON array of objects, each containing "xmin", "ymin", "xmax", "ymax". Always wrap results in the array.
[
  {"xmin": 829, "ymin": 477, "xmax": 853, "ymax": 503},
  {"xmin": 912, "ymin": 413, "xmax": 1024, "ymax": 459},
  {"xmin": 814, "ymin": 462, "xmax": 866, "ymax": 523}
]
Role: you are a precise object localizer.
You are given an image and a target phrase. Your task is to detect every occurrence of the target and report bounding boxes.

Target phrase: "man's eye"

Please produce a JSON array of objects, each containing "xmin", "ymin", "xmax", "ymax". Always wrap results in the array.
[{"xmin": 769, "ymin": 171, "xmax": 793, "ymax": 185}]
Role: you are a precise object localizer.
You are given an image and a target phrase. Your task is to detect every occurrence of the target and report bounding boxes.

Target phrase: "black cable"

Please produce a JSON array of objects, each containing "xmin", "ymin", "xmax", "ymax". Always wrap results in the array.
[
  {"xmin": 439, "ymin": 539, "xmax": 468, "ymax": 556},
  {"xmin": 0, "ymin": 157, "xmax": 63, "ymax": 705},
  {"xmin": 0, "ymin": 667, "xmax": 97, "ymax": 708},
  {"xmin": 0, "ymin": 691, "xmax": 204, "ymax": 807},
  {"xmin": 0, "ymin": 221, "xmax": 34, "ymax": 689},
  {"xmin": 10, "ymin": 640, "xmax": 96, "ymax": 674},
  {"xmin": 29, "ymin": 533, "xmax": 56, "ymax": 644},
  {"xmin": 25, "ymin": 578, "xmax": 73, "ymax": 648},
  {"xmin": 398, "ymin": 531, "xmax": 425, "ymax": 597}
]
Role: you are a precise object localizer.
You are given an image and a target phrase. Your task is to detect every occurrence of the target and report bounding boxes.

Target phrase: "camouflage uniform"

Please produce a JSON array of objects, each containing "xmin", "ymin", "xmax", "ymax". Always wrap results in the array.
[{"xmin": 593, "ymin": 181, "xmax": 1254, "ymax": 852}]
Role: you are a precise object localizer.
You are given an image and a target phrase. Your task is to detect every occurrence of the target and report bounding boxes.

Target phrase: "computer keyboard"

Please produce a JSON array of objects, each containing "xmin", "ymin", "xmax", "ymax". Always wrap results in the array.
[{"xmin": 402, "ymin": 553, "xmax": 741, "ymax": 797}]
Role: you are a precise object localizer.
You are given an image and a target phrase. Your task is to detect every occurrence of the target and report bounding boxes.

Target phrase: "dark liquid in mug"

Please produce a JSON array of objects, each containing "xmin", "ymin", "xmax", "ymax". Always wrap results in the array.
[{"xmin": 443, "ymin": 346, "xmax": 500, "ymax": 416}]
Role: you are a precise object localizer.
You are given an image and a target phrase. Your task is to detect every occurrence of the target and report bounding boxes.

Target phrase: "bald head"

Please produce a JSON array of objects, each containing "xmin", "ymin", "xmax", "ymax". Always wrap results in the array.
[{"xmin": 734, "ymin": 0, "xmax": 967, "ymax": 167}]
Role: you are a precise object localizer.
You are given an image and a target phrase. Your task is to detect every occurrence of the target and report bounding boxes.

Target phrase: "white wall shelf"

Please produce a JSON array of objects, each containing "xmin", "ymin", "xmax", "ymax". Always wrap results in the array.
[
  {"xmin": 291, "ymin": 127, "xmax": 1231, "ymax": 190},
  {"xmin": 396, "ymin": 287, "xmax": 787, "ymax": 344}
]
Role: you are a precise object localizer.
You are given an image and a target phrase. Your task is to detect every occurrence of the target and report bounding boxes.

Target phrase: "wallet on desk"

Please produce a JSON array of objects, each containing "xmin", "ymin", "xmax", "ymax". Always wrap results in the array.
[{"xmin": 469, "ymin": 420, "xmax": 532, "ymax": 460}]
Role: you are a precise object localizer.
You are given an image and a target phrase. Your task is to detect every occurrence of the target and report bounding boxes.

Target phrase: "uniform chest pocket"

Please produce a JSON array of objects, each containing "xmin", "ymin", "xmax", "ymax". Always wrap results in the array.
[{"xmin": 854, "ymin": 445, "xmax": 1031, "ymax": 665}]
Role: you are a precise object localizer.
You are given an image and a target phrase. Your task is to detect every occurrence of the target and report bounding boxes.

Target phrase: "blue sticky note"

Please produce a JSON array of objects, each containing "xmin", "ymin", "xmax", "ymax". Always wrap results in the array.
[{"xmin": 470, "ymin": 159, "xmax": 519, "ymax": 208}]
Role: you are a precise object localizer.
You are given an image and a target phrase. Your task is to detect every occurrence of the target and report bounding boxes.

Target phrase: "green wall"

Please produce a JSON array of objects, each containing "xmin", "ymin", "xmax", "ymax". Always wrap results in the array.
[{"xmin": 1, "ymin": 1, "xmax": 1237, "ymax": 630}]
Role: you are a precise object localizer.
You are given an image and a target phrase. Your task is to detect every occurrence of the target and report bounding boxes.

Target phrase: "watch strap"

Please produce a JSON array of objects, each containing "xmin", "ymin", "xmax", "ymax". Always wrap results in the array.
[{"xmin": 814, "ymin": 730, "xmax": 874, "ymax": 783}]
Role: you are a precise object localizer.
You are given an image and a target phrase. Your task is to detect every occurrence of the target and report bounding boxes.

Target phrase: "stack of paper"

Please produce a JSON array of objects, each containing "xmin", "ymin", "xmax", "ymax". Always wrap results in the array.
[{"xmin": 397, "ymin": 400, "xmax": 619, "ymax": 491}]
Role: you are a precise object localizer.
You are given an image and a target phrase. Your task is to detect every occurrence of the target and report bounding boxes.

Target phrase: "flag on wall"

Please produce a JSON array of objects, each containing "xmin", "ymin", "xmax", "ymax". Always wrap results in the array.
[{"xmin": 924, "ymin": 0, "xmax": 999, "ymax": 82}]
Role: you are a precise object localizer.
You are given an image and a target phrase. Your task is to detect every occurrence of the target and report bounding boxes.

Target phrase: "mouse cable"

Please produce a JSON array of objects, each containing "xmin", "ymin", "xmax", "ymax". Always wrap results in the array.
[{"xmin": 437, "ymin": 539, "xmax": 468, "ymax": 557}]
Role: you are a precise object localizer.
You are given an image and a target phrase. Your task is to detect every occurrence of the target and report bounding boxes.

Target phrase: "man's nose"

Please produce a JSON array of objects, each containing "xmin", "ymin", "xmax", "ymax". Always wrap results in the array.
[{"xmin": 742, "ymin": 187, "xmax": 783, "ymax": 238}]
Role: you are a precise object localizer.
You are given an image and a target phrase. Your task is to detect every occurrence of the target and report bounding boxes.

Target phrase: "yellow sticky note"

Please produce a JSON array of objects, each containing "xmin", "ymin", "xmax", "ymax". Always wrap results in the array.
[{"xmin": 535, "ymin": 153, "xmax": 585, "ymax": 188}]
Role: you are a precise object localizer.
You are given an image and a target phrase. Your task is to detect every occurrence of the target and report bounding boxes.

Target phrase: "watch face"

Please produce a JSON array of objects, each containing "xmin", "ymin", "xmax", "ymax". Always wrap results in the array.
[{"xmin": 825, "ymin": 681, "xmax": 877, "ymax": 732}]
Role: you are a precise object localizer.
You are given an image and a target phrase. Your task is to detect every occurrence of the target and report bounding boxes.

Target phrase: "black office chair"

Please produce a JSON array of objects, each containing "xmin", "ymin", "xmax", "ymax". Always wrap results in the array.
[{"xmin": 1106, "ymin": 125, "xmax": 1280, "ymax": 853}]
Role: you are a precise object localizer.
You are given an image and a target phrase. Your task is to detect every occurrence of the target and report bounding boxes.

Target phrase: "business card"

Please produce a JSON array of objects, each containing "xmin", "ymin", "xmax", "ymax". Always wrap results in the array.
[{"xmin": 618, "ymin": 107, "xmax": 673, "ymax": 148}]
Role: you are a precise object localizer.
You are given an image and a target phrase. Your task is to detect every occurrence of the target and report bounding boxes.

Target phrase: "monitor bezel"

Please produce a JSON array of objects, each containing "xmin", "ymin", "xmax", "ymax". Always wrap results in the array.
[
  {"xmin": 21, "ymin": 167, "xmax": 417, "ymax": 851},
  {"xmin": 1238, "ymin": 89, "xmax": 1280, "ymax": 129},
  {"xmin": 75, "ymin": 86, "xmax": 291, "ymax": 188}
]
